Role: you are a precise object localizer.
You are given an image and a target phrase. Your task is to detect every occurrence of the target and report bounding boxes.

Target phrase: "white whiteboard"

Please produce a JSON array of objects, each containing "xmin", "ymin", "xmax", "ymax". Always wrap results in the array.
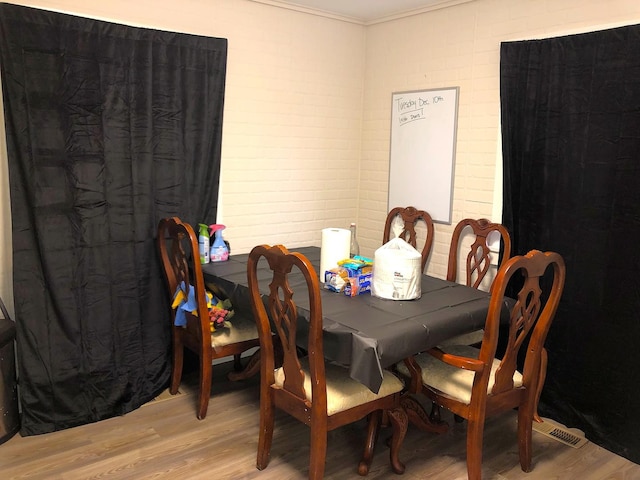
[{"xmin": 388, "ymin": 87, "xmax": 459, "ymax": 224}]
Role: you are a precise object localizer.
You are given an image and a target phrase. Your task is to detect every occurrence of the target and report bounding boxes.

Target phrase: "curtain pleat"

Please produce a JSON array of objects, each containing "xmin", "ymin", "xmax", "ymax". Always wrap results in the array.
[
  {"xmin": 0, "ymin": 4, "xmax": 226, "ymax": 434},
  {"xmin": 500, "ymin": 24, "xmax": 640, "ymax": 463}
]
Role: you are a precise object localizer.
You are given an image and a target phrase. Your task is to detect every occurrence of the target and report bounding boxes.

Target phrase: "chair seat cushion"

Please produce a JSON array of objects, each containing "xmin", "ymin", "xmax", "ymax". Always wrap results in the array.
[
  {"xmin": 437, "ymin": 329, "xmax": 484, "ymax": 347},
  {"xmin": 396, "ymin": 344, "xmax": 523, "ymax": 405},
  {"xmin": 274, "ymin": 359, "xmax": 404, "ymax": 416},
  {"xmin": 210, "ymin": 313, "xmax": 259, "ymax": 349}
]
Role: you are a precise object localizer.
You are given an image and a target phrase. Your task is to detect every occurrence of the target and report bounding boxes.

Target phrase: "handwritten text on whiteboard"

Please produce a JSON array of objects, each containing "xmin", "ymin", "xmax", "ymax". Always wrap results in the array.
[{"xmin": 395, "ymin": 95, "xmax": 445, "ymax": 126}]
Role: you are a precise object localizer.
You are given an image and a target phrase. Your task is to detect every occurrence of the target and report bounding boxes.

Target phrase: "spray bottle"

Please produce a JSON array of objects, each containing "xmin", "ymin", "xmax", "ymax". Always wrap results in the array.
[
  {"xmin": 198, "ymin": 224, "xmax": 210, "ymax": 264},
  {"xmin": 209, "ymin": 224, "xmax": 229, "ymax": 262}
]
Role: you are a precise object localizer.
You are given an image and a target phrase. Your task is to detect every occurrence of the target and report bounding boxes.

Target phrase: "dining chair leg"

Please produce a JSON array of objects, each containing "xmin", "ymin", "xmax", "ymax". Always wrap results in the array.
[
  {"xmin": 381, "ymin": 409, "xmax": 390, "ymax": 427},
  {"xmin": 466, "ymin": 418, "xmax": 484, "ymax": 480},
  {"xmin": 386, "ymin": 406, "xmax": 408, "ymax": 474},
  {"xmin": 256, "ymin": 395, "xmax": 275, "ymax": 470},
  {"xmin": 358, "ymin": 411, "xmax": 382, "ymax": 476},
  {"xmin": 309, "ymin": 420, "xmax": 328, "ymax": 480},
  {"xmin": 533, "ymin": 347, "xmax": 548, "ymax": 423},
  {"xmin": 233, "ymin": 353, "xmax": 242, "ymax": 371},
  {"xmin": 517, "ymin": 403, "xmax": 534, "ymax": 472},
  {"xmin": 432, "ymin": 402, "xmax": 463, "ymax": 424},
  {"xmin": 170, "ymin": 345, "xmax": 183, "ymax": 395},
  {"xmin": 197, "ymin": 358, "xmax": 212, "ymax": 420},
  {"xmin": 429, "ymin": 401, "xmax": 441, "ymax": 423}
]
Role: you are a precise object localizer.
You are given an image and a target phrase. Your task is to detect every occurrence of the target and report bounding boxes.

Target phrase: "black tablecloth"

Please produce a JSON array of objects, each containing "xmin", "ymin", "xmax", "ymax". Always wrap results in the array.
[{"xmin": 202, "ymin": 246, "xmax": 506, "ymax": 393}]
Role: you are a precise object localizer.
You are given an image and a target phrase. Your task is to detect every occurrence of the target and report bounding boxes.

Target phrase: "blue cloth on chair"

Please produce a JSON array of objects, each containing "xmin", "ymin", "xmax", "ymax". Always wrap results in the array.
[{"xmin": 171, "ymin": 281, "xmax": 212, "ymax": 327}]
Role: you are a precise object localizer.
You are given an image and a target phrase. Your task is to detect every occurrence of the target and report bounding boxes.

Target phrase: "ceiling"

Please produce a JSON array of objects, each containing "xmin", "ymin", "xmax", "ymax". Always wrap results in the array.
[{"xmin": 255, "ymin": 0, "xmax": 475, "ymax": 24}]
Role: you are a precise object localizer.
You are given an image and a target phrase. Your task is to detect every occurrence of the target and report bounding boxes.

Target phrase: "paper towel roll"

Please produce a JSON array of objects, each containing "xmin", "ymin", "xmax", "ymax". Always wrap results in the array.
[{"xmin": 320, "ymin": 228, "xmax": 351, "ymax": 282}]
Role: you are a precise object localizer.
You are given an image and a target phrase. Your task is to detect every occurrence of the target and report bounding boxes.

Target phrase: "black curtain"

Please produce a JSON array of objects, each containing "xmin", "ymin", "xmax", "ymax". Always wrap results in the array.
[
  {"xmin": 501, "ymin": 25, "xmax": 640, "ymax": 463},
  {"xmin": 0, "ymin": 4, "xmax": 226, "ymax": 435}
]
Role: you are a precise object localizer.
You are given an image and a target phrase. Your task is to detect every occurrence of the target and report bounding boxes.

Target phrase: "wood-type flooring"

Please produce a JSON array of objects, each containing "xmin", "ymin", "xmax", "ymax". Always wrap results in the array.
[{"xmin": 2, "ymin": 360, "xmax": 638, "ymax": 479}]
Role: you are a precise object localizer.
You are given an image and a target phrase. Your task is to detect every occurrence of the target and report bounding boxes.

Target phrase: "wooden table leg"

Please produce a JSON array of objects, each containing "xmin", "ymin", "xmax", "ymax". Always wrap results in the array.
[
  {"xmin": 227, "ymin": 348, "xmax": 261, "ymax": 381},
  {"xmin": 227, "ymin": 337, "xmax": 282, "ymax": 382},
  {"xmin": 387, "ymin": 406, "xmax": 408, "ymax": 475},
  {"xmin": 401, "ymin": 393, "xmax": 449, "ymax": 434}
]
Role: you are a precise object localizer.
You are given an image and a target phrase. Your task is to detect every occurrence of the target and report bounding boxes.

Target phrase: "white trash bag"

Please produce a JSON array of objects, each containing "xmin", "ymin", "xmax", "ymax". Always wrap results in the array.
[{"xmin": 371, "ymin": 237, "xmax": 422, "ymax": 300}]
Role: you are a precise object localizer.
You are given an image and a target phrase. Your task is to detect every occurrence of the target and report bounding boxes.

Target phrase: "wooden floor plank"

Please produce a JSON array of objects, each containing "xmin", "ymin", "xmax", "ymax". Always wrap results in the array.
[{"xmin": 1, "ymin": 361, "xmax": 638, "ymax": 479}]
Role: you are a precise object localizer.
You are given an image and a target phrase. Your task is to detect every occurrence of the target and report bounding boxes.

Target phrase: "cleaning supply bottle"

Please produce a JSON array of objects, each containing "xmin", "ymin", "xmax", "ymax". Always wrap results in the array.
[
  {"xmin": 209, "ymin": 224, "xmax": 229, "ymax": 262},
  {"xmin": 198, "ymin": 224, "xmax": 210, "ymax": 264}
]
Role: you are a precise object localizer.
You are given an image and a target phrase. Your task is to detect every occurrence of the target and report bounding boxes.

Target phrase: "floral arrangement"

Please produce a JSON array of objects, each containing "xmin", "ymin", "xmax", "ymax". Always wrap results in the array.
[{"xmin": 208, "ymin": 297, "xmax": 234, "ymax": 332}]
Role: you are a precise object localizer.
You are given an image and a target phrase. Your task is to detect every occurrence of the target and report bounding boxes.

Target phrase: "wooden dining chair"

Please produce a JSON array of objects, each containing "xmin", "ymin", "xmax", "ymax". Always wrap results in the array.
[
  {"xmin": 157, "ymin": 217, "xmax": 261, "ymax": 420},
  {"xmin": 399, "ymin": 249, "xmax": 566, "ymax": 480},
  {"xmin": 447, "ymin": 218, "xmax": 512, "ymax": 292},
  {"xmin": 247, "ymin": 244, "xmax": 407, "ymax": 479},
  {"xmin": 442, "ymin": 218, "xmax": 512, "ymax": 347},
  {"xmin": 383, "ymin": 206, "xmax": 435, "ymax": 272}
]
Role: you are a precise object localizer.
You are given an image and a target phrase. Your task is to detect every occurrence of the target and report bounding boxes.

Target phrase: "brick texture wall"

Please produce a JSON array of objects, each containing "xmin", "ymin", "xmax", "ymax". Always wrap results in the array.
[
  {"xmin": 361, "ymin": 0, "xmax": 640, "ymax": 276},
  {"xmin": 1, "ymin": 0, "xmax": 639, "ymax": 309}
]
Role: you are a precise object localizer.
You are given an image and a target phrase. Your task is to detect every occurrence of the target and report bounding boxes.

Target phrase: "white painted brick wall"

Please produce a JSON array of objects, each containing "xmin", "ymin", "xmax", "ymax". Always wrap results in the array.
[
  {"xmin": 1, "ymin": 0, "xmax": 639, "ymax": 307},
  {"xmin": 361, "ymin": 0, "xmax": 640, "ymax": 276}
]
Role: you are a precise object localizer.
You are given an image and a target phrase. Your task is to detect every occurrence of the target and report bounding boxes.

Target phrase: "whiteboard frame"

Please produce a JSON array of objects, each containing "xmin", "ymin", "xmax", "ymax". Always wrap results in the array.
[{"xmin": 388, "ymin": 87, "xmax": 459, "ymax": 225}]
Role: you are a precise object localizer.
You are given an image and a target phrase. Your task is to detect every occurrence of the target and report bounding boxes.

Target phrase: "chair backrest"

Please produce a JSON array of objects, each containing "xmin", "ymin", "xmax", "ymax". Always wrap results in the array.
[
  {"xmin": 447, "ymin": 218, "xmax": 512, "ymax": 291},
  {"xmin": 247, "ymin": 245, "xmax": 327, "ymax": 412},
  {"xmin": 157, "ymin": 217, "xmax": 210, "ymax": 339},
  {"xmin": 383, "ymin": 206, "xmax": 435, "ymax": 272},
  {"xmin": 479, "ymin": 249, "xmax": 565, "ymax": 399}
]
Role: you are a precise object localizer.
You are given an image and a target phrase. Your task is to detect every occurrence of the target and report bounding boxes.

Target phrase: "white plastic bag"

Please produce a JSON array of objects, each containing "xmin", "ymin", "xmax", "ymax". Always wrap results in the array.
[{"xmin": 371, "ymin": 237, "xmax": 422, "ymax": 300}]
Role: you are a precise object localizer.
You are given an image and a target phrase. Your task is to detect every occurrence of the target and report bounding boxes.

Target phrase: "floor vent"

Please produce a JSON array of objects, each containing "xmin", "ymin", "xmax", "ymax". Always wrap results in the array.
[{"xmin": 532, "ymin": 417, "xmax": 588, "ymax": 448}]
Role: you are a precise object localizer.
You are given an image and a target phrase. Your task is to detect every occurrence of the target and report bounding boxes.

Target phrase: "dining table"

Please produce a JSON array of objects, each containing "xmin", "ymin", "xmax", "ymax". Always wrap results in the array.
[{"xmin": 201, "ymin": 246, "xmax": 510, "ymax": 398}]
